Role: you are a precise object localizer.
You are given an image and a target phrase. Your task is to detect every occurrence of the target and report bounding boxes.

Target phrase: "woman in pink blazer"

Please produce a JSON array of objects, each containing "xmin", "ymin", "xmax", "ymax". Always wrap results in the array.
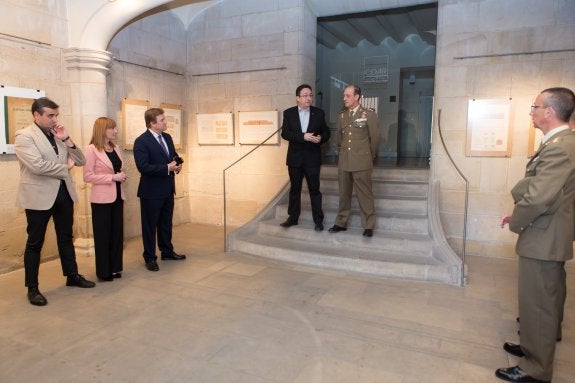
[{"xmin": 83, "ymin": 117, "xmax": 127, "ymax": 281}]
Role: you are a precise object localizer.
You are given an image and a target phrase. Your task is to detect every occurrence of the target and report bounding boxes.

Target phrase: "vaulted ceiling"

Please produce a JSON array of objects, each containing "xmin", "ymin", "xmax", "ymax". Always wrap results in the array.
[
  {"xmin": 69, "ymin": 0, "xmax": 437, "ymax": 51},
  {"xmin": 317, "ymin": 4, "xmax": 437, "ymax": 50}
]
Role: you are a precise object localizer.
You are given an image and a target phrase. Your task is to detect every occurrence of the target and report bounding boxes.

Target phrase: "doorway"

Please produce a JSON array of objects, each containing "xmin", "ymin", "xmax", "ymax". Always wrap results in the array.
[
  {"xmin": 396, "ymin": 68, "xmax": 434, "ymax": 166},
  {"xmin": 315, "ymin": 3, "xmax": 438, "ymax": 168}
]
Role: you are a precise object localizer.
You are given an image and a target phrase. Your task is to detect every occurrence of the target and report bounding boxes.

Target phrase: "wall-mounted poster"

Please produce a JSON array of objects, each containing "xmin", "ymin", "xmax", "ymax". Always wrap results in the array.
[
  {"xmin": 6, "ymin": 97, "xmax": 35, "ymax": 145},
  {"xmin": 238, "ymin": 110, "xmax": 279, "ymax": 145},
  {"xmin": 0, "ymin": 86, "xmax": 45, "ymax": 154},
  {"xmin": 122, "ymin": 98, "xmax": 149, "ymax": 150},
  {"xmin": 161, "ymin": 103, "xmax": 183, "ymax": 149},
  {"xmin": 527, "ymin": 121, "xmax": 543, "ymax": 158},
  {"xmin": 197, "ymin": 112, "xmax": 234, "ymax": 145},
  {"xmin": 466, "ymin": 99, "xmax": 512, "ymax": 157}
]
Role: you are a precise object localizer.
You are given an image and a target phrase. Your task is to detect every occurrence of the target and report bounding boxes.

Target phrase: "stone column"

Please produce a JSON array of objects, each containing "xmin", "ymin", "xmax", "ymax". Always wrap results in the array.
[{"xmin": 63, "ymin": 48, "xmax": 113, "ymax": 257}]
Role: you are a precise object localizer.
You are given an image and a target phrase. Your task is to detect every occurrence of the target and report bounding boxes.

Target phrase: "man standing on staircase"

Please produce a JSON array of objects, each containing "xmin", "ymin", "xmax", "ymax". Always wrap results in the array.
[
  {"xmin": 280, "ymin": 84, "xmax": 331, "ymax": 231},
  {"xmin": 329, "ymin": 84, "xmax": 380, "ymax": 237}
]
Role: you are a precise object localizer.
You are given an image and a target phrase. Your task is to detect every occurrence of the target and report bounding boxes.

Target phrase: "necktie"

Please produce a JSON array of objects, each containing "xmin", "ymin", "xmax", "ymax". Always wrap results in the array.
[
  {"xmin": 47, "ymin": 133, "xmax": 58, "ymax": 154},
  {"xmin": 158, "ymin": 134, "xmax": 169, "ymax": 156}
]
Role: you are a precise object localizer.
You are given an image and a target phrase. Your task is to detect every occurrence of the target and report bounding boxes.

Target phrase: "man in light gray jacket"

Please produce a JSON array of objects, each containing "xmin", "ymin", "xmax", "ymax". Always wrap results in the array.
[{"xmin": 15, "ymin": 97, "xmax": 95, "ymax": 307}]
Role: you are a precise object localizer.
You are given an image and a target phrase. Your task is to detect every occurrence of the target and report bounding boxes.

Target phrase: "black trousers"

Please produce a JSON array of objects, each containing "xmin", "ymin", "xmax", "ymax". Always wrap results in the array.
[
  {"xmin": 140, "ymin": 196, "xmax": 174, "ymax": 262},
  {"xmin": 287, "ymin": 164, "xmax": 323, "ymax": 224},
  {"xmin": 24, "ymin": 182, "xmax": 78, "ymax": 287},
  {"xmin": 91, "ymin": 196, "xmax": 124, "ymax": 278}
]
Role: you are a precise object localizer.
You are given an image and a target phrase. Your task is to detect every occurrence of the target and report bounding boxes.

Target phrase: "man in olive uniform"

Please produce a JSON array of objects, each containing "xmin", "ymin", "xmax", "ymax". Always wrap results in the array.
[
  {"xmin": 497, "ymin": 87, "xmax": 575, "ymax": 383},
  {"xmin": 329, "ymin": 84, "xmax": 380, "ymax": 237}
]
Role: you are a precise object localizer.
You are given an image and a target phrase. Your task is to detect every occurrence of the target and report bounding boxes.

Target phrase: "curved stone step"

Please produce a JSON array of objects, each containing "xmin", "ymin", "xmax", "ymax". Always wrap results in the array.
[
  {"xmin": 228, "ymin": 165, "xmax": 464, "ymax": 285},
  {"xmin": 275, "ymin": 204, "xmax": 429, "ymax": 234},
  {"xmin": 258, "ymin": 218, "xmax": 433, "ymax": 256},
  {"xmin": 230, "ymin": 233, "xmax": 456, "ymax": 284}
]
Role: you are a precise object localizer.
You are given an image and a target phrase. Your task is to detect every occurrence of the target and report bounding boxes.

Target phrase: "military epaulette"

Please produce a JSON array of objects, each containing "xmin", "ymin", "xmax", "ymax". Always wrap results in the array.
[{"xmin": 551, "ymin": 136, "xmax": 562, "ymax": 144}]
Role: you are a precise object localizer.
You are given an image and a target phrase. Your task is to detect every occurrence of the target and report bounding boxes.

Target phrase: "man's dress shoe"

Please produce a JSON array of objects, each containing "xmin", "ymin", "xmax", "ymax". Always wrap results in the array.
[
  {"xmin": 112, "ymin": 273, "xmax": 122, "ymax": 279},
  {"xmin": 145, "ymin": 260, "xmax": 160, "ymax": 271},
  {"xmin": 363, "ymin": 229, "xmax": 373, "ymax": 237},
  {"xmin": 495, "ymin": 366, "xmax": 549, "ymax": 383},
  {"xmin": 280, "ymin": 219, "xmax": 298, "ymax": 228},
  {"xmin": 66, "ymin": 274, "xmax": 96, "ymax": 288},
  {"xmin": 161, "ymin": 252, "xmax": 186, "ymax": 260},
  {"xmin": 328, "ymin": 225, "xmax": 347, "ymax": 233},
  {"xmin": 98, "ymin": 276, "xmax": 114, "ymax": 282},
  {"xmin": 314, "ymin": 223, "xmax": 324, "ymax": 231},
  {"xmin": 503, "ymin": 342, "xmax": 524, "ymax": 357},
  {"xmin": 27, "ymin": 288, "xmax": 47, "ymax": 306}
]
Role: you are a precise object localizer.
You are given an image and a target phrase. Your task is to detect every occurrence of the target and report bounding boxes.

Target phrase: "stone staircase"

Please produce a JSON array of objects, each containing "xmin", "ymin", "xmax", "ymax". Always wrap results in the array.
[{"xmin": 228, "ymin": 165, "xmax": 464, "ymax": 285}]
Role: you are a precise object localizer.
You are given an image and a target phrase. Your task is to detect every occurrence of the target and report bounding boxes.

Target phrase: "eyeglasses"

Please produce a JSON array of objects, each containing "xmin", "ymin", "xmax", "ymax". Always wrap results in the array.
[
  {"xmin": 298, "ymin": 94, "xmax": 313, "ymax": 98},
  {"xmin": 530, "ymin": 105, "xmax": 545, "ymax": 111}
]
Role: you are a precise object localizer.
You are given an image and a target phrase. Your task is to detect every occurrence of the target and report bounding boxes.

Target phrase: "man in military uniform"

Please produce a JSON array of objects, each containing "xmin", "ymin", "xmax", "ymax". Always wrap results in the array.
[
  {"xmin": 497, "ymin": 87, "xmax": 575, "ymax": 383},
  {"xmin": 329, "ymin": 84, "xmax": 380, "ymax": 237}
]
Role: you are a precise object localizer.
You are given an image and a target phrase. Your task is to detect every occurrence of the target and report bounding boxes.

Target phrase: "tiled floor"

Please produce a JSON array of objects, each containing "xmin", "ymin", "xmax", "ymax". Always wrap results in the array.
[{"xmin": 0, "ymin": 223, "xmax": 573, "ymax": 382}]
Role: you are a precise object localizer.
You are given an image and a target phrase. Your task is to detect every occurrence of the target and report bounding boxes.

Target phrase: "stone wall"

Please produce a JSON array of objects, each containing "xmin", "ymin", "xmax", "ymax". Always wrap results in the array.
[
  {"xmin": 433, "ymin": 0, "xmax": 575, "ymax": 258},
  {"xmin": 0, "ymin": 0, "xmax": 72, "ymax": 272},
  {"xmin": 106, "ymin": 10, "xmax": 189, "ymax": 239},
  {"xmin": 184, "ymin": 0, "xmax": 317, "ymax": 226}
]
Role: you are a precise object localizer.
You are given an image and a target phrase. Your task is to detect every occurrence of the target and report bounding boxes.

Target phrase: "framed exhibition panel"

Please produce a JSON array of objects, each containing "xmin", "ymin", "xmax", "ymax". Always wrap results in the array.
[
  {"xmin": 160, "ymin": 103, "xmax": 183, "ymax": 149},
  {"xmin": 466, "ymin": 99, "xmax": 512, "ymax": 157},
  {"xmin": 196, "ymin": 112, "xmax": 234, "ymax": 145},
  {"xmin": 0, "ymin": 86, "xmax": 45, "ymax": 154},
  {"xmin": 238, "ymin": 110, "xmax": 279, "ymax": 145},
  {"xmin": 122, "ymin": 98, "xmax": 149, "ymax": 150}
]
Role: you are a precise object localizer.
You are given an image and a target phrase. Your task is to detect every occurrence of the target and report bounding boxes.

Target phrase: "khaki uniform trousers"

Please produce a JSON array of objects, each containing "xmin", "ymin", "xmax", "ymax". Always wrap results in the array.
[
  {"xmin": 334, "ymin": 168, "xmax": 375, "ymax": 229},
  {"xmin": 518, "ymin": 256, "xmax": 566, "ymax": 381}
]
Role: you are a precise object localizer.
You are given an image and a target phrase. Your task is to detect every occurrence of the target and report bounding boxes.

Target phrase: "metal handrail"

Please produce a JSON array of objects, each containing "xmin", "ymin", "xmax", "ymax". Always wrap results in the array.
[
  {"xmin": 437, "ymin": 109, "xmax": 469, "ymax": 287},
  {"xmin": 223, "ymin": 126, "xmax": 283, "ymax": 251}
]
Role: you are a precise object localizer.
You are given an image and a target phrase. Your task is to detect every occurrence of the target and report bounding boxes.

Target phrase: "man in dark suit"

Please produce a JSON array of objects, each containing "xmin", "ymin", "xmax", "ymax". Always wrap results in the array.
[
  {"xmin": 14, "ymin": 97, "xmax": 95, "ymax": 306},
  {"xmin": 280, "ymin": 84, "xmax": 330, "ymax": 231},
  {"xmin": 497, "ymin": 87, "xmax": 575, "ymax": 383},
  {"xmin": 134, "ymin": 108, "xmax": 186, "ymax": 271}
]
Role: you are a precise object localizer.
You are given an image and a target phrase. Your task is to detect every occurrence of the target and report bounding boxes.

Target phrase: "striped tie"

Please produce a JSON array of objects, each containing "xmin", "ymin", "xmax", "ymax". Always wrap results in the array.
[{"xmin": 158, "ymin": 134, "xmax": 169, "ymax": 156}]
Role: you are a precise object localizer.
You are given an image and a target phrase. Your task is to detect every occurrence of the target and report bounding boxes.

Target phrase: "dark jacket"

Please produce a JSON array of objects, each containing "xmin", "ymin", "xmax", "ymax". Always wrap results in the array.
[
  {"xmin": 133, "ymin": 130, "xmax": 178, "ymax": 199},
  {"xmin": 281, "ymin": 105, "xmax": 330, "ymax": 167}
]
